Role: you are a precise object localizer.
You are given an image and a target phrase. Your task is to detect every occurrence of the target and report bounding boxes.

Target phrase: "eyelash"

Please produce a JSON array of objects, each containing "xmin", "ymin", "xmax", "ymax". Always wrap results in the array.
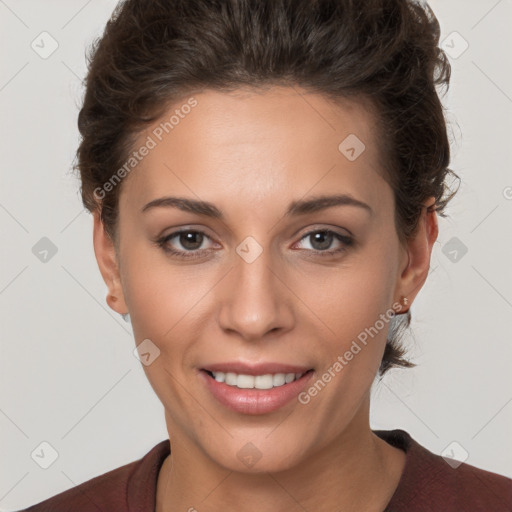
[{"xmin": 154, "ymin": 228, "xmax": 354, "ymax": 260}]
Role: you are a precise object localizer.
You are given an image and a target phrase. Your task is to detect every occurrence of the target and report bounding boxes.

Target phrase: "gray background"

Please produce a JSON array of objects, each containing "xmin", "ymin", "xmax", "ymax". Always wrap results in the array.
[{"xmin": 1, "ymin": 0, "xmax": 511, "ymax": 509}]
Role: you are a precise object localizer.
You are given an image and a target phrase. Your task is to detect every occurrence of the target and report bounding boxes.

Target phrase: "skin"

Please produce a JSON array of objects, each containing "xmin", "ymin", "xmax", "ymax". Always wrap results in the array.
[{"xmin": 93, "ymin": 86, "xmax": 438, "ymax": 512}]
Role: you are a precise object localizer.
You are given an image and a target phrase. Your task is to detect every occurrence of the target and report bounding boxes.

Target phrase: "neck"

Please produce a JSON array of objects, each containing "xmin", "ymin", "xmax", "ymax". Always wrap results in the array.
[{"xmin": 156, "ymin": 396, "xmax": 405, "ymax": 512}]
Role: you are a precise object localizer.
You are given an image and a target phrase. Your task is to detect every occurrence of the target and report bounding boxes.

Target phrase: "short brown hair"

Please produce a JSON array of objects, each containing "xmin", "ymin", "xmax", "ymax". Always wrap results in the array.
[{"xmin": 74, "ymin": 0, "xmax": 460, "ymax": 375}]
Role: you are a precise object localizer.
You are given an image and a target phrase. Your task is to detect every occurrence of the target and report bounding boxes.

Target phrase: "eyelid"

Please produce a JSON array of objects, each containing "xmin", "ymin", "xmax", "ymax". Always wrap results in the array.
[
  {"xmin": 293, "ymin": 223, "xmax": 353, "ymax": 239},
  {"xmin": 158, "ymin": 225, "xmax": 218, "ymax": 243}
]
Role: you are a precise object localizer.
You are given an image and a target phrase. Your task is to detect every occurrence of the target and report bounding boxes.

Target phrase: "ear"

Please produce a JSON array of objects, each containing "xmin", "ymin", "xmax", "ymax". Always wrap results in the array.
[
  {"xmin": 395, "ymin": 197, "xmax": 439, "ymax": 311},
  {"xmin": 92, "ymin": 210, "xmax": 128, "ymax": 315}
]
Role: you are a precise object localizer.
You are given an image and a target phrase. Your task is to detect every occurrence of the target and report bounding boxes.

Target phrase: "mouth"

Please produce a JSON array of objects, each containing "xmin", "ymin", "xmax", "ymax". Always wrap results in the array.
[{"xmin": 199, "ymin": 367, "xmax": 315, "ymax": 415}]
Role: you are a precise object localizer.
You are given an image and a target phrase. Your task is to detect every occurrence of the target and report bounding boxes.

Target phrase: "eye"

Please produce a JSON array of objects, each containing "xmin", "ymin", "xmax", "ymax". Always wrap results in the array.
[
  {"xmin": 154, "ymin": 227, "xmax": 353, "ymax": 260},
  {"xmin": 155, "ymin": 229, "xmax": 217, "ymax": 259},
  {"xmin": 294, "ymin": 229, "xmax": 353, "ymax": 256}
]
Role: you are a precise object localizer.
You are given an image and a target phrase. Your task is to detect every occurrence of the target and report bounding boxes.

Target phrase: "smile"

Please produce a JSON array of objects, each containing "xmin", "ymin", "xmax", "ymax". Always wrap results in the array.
[
  {"xmin": 200, "ymin": 369, "xmax": 315, "ymax": 415},
  {"xmin": 206, "ymin": 370, "xmax": 309, "ymax": 389}
]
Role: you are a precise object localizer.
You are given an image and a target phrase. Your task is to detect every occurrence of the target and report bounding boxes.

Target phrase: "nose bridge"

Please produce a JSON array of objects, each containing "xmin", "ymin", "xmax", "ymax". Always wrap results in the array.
[{"xmin": 217, "ymin": 239, "xmax": 293, "ymax": 339}]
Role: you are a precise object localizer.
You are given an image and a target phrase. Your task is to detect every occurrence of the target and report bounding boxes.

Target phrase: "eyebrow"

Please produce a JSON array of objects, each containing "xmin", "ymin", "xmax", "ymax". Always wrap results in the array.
[{"xmin": 141, "ymin": 194, "xmax": 373, "ymax": 218}]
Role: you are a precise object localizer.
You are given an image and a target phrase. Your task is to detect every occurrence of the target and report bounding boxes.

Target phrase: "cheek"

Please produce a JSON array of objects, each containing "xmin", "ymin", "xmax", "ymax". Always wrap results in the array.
[
  {"xmin": 119, "ymin": 249, "xmax": 210, "ymax": 409},
  {"xmin": 118, "ymin": 239, "xmax": 183, "ymax": 341},
  {"xmin": 119, "ymin": 240, "xmax": 220, "ymax": 358},
  {"xmin": 306, "ymin": 242, "xmax": 398, "ymax": 361}
]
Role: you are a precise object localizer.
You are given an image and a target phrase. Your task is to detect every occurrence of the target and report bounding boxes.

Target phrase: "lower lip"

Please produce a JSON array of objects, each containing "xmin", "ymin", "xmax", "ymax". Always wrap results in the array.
[{"xmin": 199, "ymin": 369, "xmax": 314, "ymax": 415}]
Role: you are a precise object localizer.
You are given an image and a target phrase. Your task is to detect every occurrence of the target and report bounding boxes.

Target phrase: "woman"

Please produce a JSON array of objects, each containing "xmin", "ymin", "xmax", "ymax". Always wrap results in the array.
[{"xmin": 18, "ymin": 0, "xmax": 512, "ymax": 510}]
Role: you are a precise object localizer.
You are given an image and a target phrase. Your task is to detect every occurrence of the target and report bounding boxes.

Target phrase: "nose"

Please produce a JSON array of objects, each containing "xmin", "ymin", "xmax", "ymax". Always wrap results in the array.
[{"xmin": 217, "ymin": 247, "xmax": 295, "ymax": 342}]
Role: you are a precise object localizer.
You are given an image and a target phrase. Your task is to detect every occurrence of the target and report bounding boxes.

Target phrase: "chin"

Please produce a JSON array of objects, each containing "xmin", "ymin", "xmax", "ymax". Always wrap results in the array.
[{"xmin": 203, "ymin": 435, "xmax": 309, "ymax": 474}]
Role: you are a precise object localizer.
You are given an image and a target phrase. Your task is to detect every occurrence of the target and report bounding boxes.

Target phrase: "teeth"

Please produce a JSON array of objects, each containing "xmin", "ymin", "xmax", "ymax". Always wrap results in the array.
[{"xmin": 211, "ymin": 371, "xmax": 305, "ymax": 389}]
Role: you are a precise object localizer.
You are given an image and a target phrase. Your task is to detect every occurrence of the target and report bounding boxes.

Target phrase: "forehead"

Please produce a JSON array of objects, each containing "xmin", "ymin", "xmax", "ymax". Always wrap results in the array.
[{"xmin": 120, "ymin": 86, "xmax": 390, "ymax": 217}]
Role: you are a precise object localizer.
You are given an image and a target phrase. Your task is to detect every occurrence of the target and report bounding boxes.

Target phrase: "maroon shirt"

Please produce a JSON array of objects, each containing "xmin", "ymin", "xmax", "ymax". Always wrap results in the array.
[{"xmin": 16, "ymin": 429, "xmax": 512, "ymax": 511}]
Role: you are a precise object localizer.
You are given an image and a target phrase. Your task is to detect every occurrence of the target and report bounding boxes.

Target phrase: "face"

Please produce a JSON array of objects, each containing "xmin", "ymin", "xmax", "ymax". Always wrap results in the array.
[{"xmin": 94, "ymin": 86, "xmax": 435, "ymax": 473}]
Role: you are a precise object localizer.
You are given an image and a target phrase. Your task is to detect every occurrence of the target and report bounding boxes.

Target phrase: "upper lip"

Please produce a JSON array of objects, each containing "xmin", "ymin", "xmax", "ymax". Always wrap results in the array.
[{"xmin": 201, "ymin": 362, "xmax": 313, "ymax": 376}]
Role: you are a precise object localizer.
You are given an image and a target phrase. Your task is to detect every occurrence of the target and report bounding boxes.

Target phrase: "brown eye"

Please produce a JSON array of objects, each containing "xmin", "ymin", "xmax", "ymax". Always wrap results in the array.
[
  {"xmin": 176, "ymin": 231, "xmax": 205, "ymax": 251},
  {"xmin": 156, "ymin": 229, "xmax": 215, "ymax": 259},
  {"xmin": 309, "ymin": 231, "xmax": 335, "ymax": 251},
  {"xmin": 295, "ymin": 229, "xmax": 353, "ymax": 256}
]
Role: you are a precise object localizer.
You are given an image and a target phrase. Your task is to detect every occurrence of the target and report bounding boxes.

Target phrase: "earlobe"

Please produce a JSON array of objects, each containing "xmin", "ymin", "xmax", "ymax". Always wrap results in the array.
[{"xmin": 92, "ymin": 211, "xmax": 128, "ymax": 315}]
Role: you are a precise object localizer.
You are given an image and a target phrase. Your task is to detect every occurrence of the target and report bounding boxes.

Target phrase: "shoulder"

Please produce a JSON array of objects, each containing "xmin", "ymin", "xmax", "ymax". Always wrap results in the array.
[
  {"xmin": 376, "ymin": 429, "xmax": 512, "ymax": 512},
  {"xmin": 14, "ymin": 440, "xmax": 170, "ymax": 512}
]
